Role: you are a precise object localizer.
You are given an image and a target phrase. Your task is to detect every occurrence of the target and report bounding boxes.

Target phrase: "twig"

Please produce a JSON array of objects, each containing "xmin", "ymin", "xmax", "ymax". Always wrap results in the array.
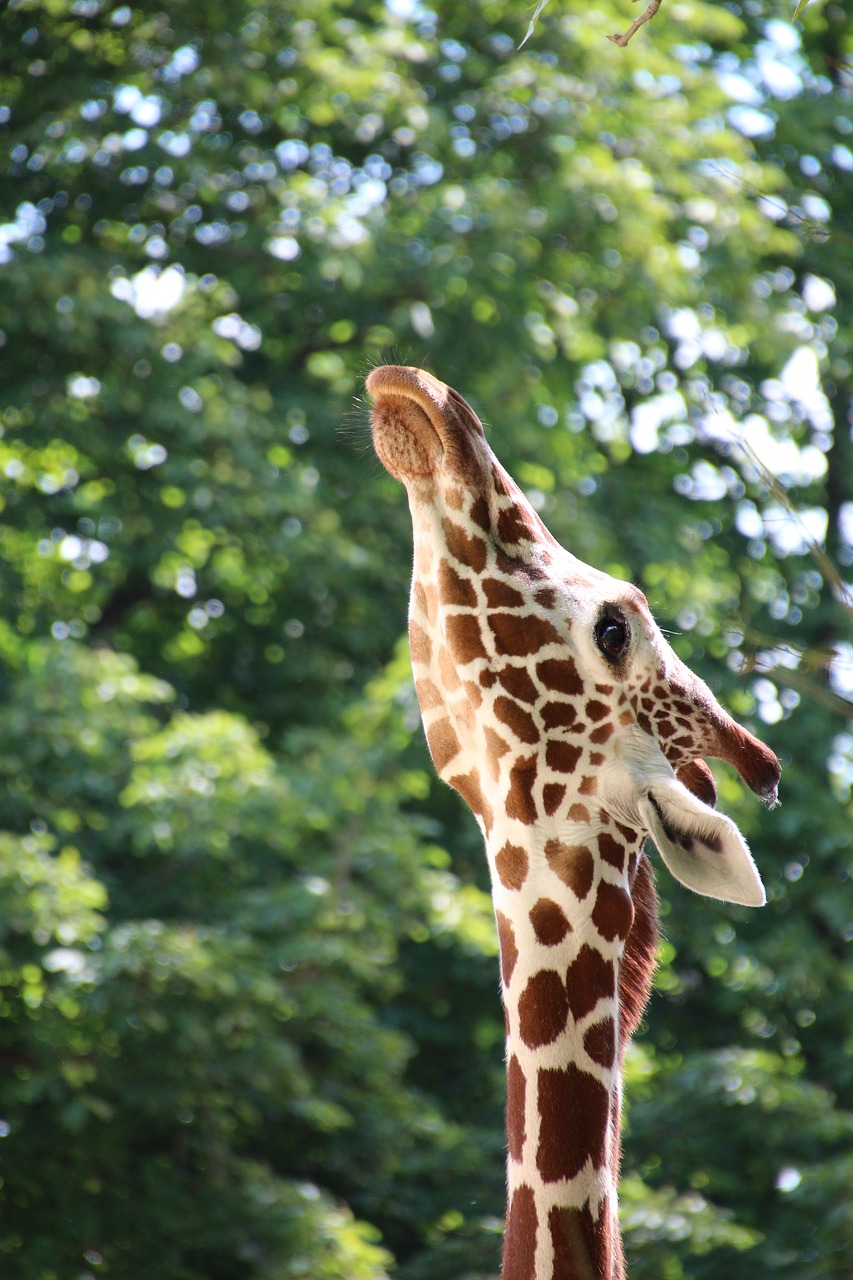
[
  {"xmin": 737, "ymin": 437, "xmax": 853, "ymax": 620},
  {"xmin": 607, "ymin": 0, "xmax": 663, "ymax": 46},
  {"xmin": 704, "ymin": 162, "xmax": 837, "ymax": 246},
  {"xmin": 740, "ymin": 644, "xmax": 853, "ymax": 718},
  {"xmin": 697, "ymin": 398, "xmax": 853, "ymax": 621}
]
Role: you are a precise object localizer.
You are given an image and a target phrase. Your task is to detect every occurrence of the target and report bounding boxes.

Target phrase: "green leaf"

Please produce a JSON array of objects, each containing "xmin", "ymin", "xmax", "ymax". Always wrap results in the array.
[{"xmin": 519, "ymin": 0, "xmax": 551, "ymax": 48}]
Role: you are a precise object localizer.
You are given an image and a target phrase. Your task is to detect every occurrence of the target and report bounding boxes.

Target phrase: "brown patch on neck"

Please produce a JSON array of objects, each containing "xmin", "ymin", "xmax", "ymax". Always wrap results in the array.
[
  {"xmin": 550, "ymin": 1205, "xmax": 611, "ymax": 1280},
  {"xmin": 506, "ymin": 755, "xmax": 539, "ymax": 824},
  {"xmin": 503, "ymin": 1185, "xmax": 538, "ymax": 1280},
  {"xmin": 506, "ymin": 1055, "xmax": 527, "ymax": 1162},
  {"xmin": 449, "ymin": 767, "xmax": 493, "ymax": 831},
  {"xmin": 495, "ymin": 841, "xmax": 530, "ymax": 890},
  {"xmin": 537, "ymin": 1064, "xmax": 609, "ymax": 1182},
  {"xmin": 591, "ymin": 882, "xmax": 634, "ymax": 943},
  {"xmin": 498, "ymin": 503, "xmax": 538, "ymax": 547},
  {"xmin": 424, "ymin": 717, "xmax": 461, "ymax": 773},
  {"xmin": 545, "ymin": 841, "xmax": 594, "ymax": 899},
  {"xmin": 408, "ymin": 620, "xmax": 432, "ymax": 665},
  {"xmin": 496, "ymin": 911, "xmax": 519, "ymax": 987},
  {"xmin": 518, "ymin": 969, "xmax": 571, "ymax": 1048},
  {"xmin": 484, "ymin": 726, "xmax": 511, "ymax": 780},
  {"xmin": 483, "ymin": 577, "xmax": 526, "ymax": 609},
  {"xmin": 529, "ymin": 898, "xmax": 572, "ymax": 946},
  {"xmin": 566, "ymin": 946, "xmax": 615, "ymax": 1021},
  {"xmin": 437, "ymin": 558, "xmax": 477, "ymax": 608},
  {"xmin": 597, "ymin": 832, "xmax": 628, "ymax": 872},
  {"xmin": 583, "ymin": 1016, "xmax": 616, "ymax": 1070},
  {"xmin": 543, "ymin": 782, "xmax": 567, "ymax": 815},
  {"xmin": 444, "ymin": 612, "xmax": 489, "ymax": 666},
  {"xmin": 442, "ymin": 516, "xmax": 488, "ymax": 573}
]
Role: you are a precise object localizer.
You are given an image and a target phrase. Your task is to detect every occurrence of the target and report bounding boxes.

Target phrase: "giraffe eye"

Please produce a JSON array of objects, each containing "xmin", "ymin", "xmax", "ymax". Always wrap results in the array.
[{"xmin": 595, "ymin": 608, "xmax": 631, "ymax": 663}]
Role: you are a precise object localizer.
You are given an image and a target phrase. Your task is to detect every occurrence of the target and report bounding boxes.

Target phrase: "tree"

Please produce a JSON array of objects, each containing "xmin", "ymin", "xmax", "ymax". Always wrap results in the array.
[{"xmin": 0, "ymin": 0, "xmax": 850, "ymax": 1276}]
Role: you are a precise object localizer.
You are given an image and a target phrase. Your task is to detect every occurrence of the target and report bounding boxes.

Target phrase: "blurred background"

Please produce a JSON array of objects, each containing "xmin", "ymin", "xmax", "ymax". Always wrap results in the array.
[{"xmin": 0, "ymin": 0, "xmax": 850, "ymax": 1276}]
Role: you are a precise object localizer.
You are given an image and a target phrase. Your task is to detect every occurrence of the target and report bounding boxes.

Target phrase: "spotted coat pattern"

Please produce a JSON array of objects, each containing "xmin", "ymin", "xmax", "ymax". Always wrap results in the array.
[{"xmin": 367, "ymin": 366, "xmax": 780, "ymax": 1280}]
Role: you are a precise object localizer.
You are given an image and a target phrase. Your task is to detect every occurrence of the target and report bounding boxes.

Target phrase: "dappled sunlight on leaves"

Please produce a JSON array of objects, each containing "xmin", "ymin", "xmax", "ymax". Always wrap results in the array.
[{"xmin": 0, "ymin": 0, "xmax": 851, "ymax": 1274}]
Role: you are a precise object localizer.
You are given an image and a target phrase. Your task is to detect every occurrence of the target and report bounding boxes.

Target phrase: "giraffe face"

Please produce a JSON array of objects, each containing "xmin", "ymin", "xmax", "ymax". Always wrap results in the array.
[{"xmin": 368, "ymin": 366, "xmax": 779, "ymax": 905}]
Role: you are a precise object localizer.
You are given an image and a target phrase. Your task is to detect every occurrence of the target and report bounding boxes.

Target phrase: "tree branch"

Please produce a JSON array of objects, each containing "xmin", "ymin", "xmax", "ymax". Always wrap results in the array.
[{"xmin": 607, "ymin": 0, "xmax": 663, "ymax": 47}]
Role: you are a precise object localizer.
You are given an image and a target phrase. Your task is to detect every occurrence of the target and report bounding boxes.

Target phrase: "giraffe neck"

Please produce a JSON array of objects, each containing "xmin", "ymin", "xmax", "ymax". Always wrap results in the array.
[
  {"xmin": 367, "ymin": 364, "xmax": 778, "ymax": 1280},
  {"xmin": 485, "ymin": 817, "xmax": 654, "ymax": 1280}
]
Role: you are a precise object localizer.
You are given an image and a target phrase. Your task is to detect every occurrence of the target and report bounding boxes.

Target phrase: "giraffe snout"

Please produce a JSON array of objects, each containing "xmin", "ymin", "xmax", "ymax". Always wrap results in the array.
[
  {"xmin": 715, "ymin": 720, "xmax": 782, "ymax": 808},
  {"xmin": 367, "ymin": 365, "xmax": 490, "ymax": 486}
]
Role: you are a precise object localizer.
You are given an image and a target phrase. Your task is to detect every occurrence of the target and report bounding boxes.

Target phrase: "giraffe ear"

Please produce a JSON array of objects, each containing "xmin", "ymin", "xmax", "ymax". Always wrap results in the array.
[{"xmin": 637, "ymin": 776, "xmax": 766, "ymax": 908}]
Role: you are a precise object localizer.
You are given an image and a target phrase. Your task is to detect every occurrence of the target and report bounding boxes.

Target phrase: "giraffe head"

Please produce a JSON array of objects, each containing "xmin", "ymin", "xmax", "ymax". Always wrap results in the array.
[{"xmin": 368, "ymin": 364, "xmax": 779, "ymax": 908}]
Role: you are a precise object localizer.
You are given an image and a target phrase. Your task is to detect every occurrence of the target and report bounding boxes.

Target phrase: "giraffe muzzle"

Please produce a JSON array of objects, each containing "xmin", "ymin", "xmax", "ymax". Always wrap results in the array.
[{"xmin": 713, "ymin": 718, "xmax": 782, "ymax": 808}]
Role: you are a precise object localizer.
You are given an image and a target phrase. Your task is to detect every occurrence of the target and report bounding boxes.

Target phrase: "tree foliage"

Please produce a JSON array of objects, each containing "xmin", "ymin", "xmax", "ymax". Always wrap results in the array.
[{"xmin": 0, "ymin": 0, "xmax": 851, "ymax": 1277}]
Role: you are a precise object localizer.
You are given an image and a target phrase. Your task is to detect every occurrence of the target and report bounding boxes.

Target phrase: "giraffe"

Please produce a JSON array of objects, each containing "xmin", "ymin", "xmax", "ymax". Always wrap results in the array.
[{"xmin": 366, "ymin": 364, "xmax": 780, "ymax": 1280}]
